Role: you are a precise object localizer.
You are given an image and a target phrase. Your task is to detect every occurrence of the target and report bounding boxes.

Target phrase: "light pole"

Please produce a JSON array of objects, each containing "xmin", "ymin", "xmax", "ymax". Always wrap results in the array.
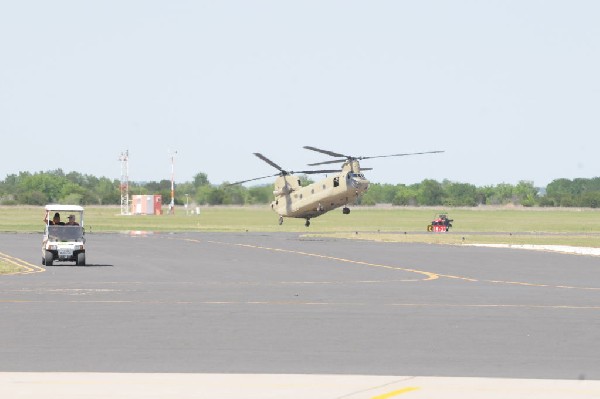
[{"xmin": 169, "ymin": 150, "xmax": 177, "ymax": 214}]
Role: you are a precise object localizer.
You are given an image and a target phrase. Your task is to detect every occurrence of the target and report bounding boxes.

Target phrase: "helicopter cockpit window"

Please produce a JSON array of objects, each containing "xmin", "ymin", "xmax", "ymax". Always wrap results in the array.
[{"xmin": 333, "ymin": 177, "xmax": 339, "ymax": 187}]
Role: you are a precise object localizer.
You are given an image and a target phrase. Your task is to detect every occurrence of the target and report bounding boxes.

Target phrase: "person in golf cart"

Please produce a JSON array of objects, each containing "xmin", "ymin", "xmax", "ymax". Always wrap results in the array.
[
  {"xmin": 65, "ymin": 214, "xmax": 79, "ymax": 226},
  {"xmin": 42, "ymin": 205, "xmax": 86, "ymax": 266},
  {"xmin": 44, "ymin": 211, "xmax": 65, "ymax": 225}
]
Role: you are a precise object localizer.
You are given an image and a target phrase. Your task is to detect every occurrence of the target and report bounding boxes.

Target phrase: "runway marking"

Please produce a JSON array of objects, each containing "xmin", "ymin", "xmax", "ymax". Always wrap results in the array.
[
  {"xmin": 484, "ymin": 279, "xmax": 600, "ymax": 291},
  {"xmin": 0, "ymin": 251, "xmax": 45, "ymax": 275},
  {"xmin": 372, "ymin": 387, "xmax": 420, "ymax": 398},
  {"xmin": 2, "ymin": 298, "xmax": 600, "ymax": 310},
  {"xmin": 182, "ymin": 238, "xmax": 439, "ymax": 281},
  {"xmin": 176, "ymin": 237, "xmax": 600, "ymax": 291}
]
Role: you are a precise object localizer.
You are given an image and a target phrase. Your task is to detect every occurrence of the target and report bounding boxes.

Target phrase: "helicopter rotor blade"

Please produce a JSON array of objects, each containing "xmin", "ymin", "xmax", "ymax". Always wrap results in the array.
[
  {"xmin": 307, "ymin": 159, "xmax": 346, "ymax": 166},
  {"xmin": 358, "ymin": 150, "xmax": 444, "ymax": 160},
  {"xmin": 226, "ymin": 173, "xmax": 279, "ymax": 186},
  {"xmin": 293, "ymin": 169, "xmax": 341, "ymax": 175},
  {"xmin": 253, "ymin": 153, "xmax": 287, "ymax": 173},
  {"xmin": 303, "ymin": 146, "xmax": 348, "ymax": 159},
  {"xmin": 304, "ymin": 146, "xmax": 445, "ymax": 165}
]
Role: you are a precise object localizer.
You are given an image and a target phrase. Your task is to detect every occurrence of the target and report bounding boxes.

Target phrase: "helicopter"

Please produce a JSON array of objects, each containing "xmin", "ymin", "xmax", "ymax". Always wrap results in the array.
[{"xmin": 231, "ymin": 146, "xmax": 444, "ymax": 227}]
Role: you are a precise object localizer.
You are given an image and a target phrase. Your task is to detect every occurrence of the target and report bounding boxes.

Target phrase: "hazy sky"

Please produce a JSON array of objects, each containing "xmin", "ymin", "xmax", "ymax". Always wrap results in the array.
[{"xmin": 1, "ymin": 1, "xmax": 598, "ymax": 187}]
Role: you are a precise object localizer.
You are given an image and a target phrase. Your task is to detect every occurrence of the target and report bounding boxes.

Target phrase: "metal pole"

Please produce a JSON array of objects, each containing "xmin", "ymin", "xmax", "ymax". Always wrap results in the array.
[
  {"xmin": 169, "ymin": 150, "xmax": 177, "ymax": 214},
  {"xmin": 119, "ymin": 150, "xmax": 130, "ymax": 215}
]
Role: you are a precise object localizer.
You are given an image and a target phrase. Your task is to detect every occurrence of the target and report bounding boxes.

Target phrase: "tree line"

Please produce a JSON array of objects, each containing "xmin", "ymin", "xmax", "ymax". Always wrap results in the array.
[{"xmin": 1, "ymin": 169, "xmax": 599, "ymax": 208}]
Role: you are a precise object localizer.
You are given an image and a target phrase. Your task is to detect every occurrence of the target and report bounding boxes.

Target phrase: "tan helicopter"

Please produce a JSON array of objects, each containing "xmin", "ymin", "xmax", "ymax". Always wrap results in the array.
[{"xmin": 232, "ymin": 146, "xmax": 444, "ymax": 227}]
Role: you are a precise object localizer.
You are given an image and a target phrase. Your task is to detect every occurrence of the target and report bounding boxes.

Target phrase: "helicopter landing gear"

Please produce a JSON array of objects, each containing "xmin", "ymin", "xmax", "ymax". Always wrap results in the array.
[
  {"xmin": 278, "ymin": 216, "xmax": 283, "ymax": 225},
  {"xmin": 342, "ymin": 207, "xmax": 351, "ymax": 215},
  {"xmin": 305, "ymin": 219, "xmax": 311, "ymax": 227}
]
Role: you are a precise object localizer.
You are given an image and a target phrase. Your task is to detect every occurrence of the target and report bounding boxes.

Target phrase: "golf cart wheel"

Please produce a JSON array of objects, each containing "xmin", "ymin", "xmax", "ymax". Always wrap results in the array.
[
  {"xmin": 44, "ymin": 251, "xmax": 54, "ymax": 266},
  {"xmin": 77, "ymin": 252, "xmax": 86, "ymax": 266}
]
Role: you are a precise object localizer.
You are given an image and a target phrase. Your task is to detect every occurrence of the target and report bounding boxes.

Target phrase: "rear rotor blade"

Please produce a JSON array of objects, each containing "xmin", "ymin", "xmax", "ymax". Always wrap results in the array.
[
  {"xmin": 254, "ymin": 153, "xmax": 285, "ymax": 172},
  {"xmin": 226, "ymin": 173, "xmax": 279, "ymax": 186},
  {"xmin": 303, "ymin": 146, "xmax": 348, "ymax": 158}
]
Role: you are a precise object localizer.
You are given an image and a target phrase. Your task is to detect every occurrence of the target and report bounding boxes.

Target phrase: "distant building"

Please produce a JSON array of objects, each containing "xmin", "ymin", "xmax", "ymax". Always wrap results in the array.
[{"xmin": 131, "ymin": 195, "xmax": 162, "ymax": 215}]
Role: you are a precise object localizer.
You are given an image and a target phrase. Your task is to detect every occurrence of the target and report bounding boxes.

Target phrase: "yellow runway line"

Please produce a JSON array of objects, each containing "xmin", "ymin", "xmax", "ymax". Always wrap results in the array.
[
  {"xmin": 0, "ymin": 251, "xmax": 45, "ymax": 275},
  {"xmin": 372, "ymin": 387, "xmax": 420, "ymax": 398}
]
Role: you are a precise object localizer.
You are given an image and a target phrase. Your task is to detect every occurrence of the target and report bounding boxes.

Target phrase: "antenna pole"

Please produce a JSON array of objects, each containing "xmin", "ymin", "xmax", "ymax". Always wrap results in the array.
[
  {"xmin": 118, "ymin": 150, "xmax": 130, "ymax": 215},
  {"xmin": 169, "ymin": 150, "xmax": 177, "ymax": 214}
]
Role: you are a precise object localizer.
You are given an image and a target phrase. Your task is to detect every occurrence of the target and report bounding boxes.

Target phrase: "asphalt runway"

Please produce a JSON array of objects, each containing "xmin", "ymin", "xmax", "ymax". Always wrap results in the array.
[{"xmin": 1, "ymin": 231, "xmax": 600, "ymax": 394}]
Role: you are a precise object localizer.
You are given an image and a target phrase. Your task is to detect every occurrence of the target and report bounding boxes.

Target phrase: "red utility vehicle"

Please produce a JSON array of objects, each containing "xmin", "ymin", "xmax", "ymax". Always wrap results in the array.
[{"xmin": 427, "ymin": 213, "xmax": 453, "ymax": 232}]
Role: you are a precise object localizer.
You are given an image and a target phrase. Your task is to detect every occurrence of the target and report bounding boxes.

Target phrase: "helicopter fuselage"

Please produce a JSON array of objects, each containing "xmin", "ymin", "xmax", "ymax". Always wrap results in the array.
[{"xmin": 271, "ymin": 160, "xmax": 369, "ymax": 220}]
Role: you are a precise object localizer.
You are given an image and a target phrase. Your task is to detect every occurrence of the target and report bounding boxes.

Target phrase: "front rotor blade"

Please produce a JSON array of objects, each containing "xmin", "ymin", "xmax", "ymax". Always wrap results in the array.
[
  {"xmin": 303, "ymin": 146, "xmax": 347, "ymax": 158},
  {"xmin": 254, "ymin": 153, "xmax": 284, "ymax": 172},
  {"xmin": 294, "ymin": 169, "xmax": 340, "ymax": 175},
  {"xmin": 359, "ymin": 150, "xmax": 444, "ymax": 160},
  {"xmin": 307, "ymin": 159, "xmax": 346, "ymax": 166}
]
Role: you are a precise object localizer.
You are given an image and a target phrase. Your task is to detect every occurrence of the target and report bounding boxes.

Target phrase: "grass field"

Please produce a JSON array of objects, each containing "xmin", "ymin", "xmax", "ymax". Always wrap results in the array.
[
  {"xmin": 1, "ymin": 205, "xmax": 599, "ymax": 274},
  {"xmin": 1, "ymin": 204, "xmax": 599, "ymax": 237}
]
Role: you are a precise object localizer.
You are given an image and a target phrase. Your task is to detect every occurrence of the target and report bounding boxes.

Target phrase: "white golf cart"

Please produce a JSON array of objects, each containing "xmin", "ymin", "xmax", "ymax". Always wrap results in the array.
[{"xmin": 42, "ymin": 205, "xmax": 86, "ymax": 266}]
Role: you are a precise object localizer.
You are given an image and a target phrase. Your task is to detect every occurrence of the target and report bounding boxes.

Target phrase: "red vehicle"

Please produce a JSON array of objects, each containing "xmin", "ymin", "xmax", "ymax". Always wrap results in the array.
[{"xmin": 427, "ymin": 213, "xmax": 453, "ymax": 232}]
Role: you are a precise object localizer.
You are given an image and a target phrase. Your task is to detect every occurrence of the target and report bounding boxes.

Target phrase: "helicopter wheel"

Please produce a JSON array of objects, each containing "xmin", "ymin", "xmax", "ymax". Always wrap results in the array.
[
  {"xmin": 305, "ymin": 219, "xmax": 310, "ymax": 227},
  {"xmin": 278, "ymin": 216, "xmax": 283, "ymax": 225},
  {"xmin": 342, "ymin": 207, "xmax": 350, "ymax": 215}
]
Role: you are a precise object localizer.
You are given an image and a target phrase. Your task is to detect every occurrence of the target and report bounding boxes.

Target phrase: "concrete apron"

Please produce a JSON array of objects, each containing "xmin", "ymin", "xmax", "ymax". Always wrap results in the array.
[{"xmin": 2, "ymin": 373, "xmax": 600, "ymax": 399}]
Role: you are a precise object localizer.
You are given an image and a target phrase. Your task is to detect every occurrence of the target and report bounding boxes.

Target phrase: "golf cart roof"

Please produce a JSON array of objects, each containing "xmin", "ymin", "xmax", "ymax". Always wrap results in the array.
[{"xmin": 45, "ymin": 204, "xmax": 84, "ymax": 212}]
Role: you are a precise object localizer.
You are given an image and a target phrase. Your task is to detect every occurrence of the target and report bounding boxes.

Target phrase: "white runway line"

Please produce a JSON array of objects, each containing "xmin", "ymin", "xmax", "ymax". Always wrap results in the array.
[{"xmin": 465, "ymin": 244, "xmax": 600, "ymax": 257}]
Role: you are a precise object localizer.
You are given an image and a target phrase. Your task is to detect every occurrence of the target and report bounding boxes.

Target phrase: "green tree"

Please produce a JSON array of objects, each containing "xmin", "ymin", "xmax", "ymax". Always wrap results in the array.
[
  {"xmin": 17, "ymin": 172, "xmax": 67, "ymax": 204},
  {"xmin": 489, "ymin": 183, "xmax": 514, "ymax": 205},
  {"xmin": 207, "ymin": 188, "xmax": 225, "ymax": 205},
  {"xmin": 546, "ymin": 178, "xmax": 572, "ymax": 206},
  {"xmin": 193, "ymin": 185, "xmax": 211, "ymax": 205},
  {"xmin": 361, "ymin": 183, "xmax": 397, "ymax": 205},
  {"xmin": 475, "ymin": 186, "xmax": 495, "ymax": 205},
  {"xmin": 392, "ymin": 184, "xmax": 418, "ymax": 206},
  {"xmin": 19, "ymin": 190, "xmax": 47, "ymax": 205},
  {"xmin": 222, "ymin": 185, "xmax": 246, "ymax": 205},
  {"xmin": 443, "ymin": 180, "xmax": 477, "ymax": 206},
  {"xmin": 193, "ymin": 172, "xmax": 210, "ymax": 187},
  {"xmin": 247, "ymin": 184, "xmax": 273, "ymax": 204},
  {"xmin": 514, "ymin": 180, "xmax": 538, "ymax": 207},
  {"xmin": 418, "ymin": 179, "xmax": 444, "ymax": 206},
  {"xmin": 94, "ymin": 178, "xmax": 120, "ymax": 205},
  {"xmin": 579, "ymin": 191, "xmax": 600, "ymax": 208}
]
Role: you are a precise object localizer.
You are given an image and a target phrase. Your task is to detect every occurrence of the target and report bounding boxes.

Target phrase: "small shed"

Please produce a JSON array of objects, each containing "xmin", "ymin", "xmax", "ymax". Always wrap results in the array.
[{"xmin": 132, "ymin": 195, "xmax": 162, "ymax": 215}]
